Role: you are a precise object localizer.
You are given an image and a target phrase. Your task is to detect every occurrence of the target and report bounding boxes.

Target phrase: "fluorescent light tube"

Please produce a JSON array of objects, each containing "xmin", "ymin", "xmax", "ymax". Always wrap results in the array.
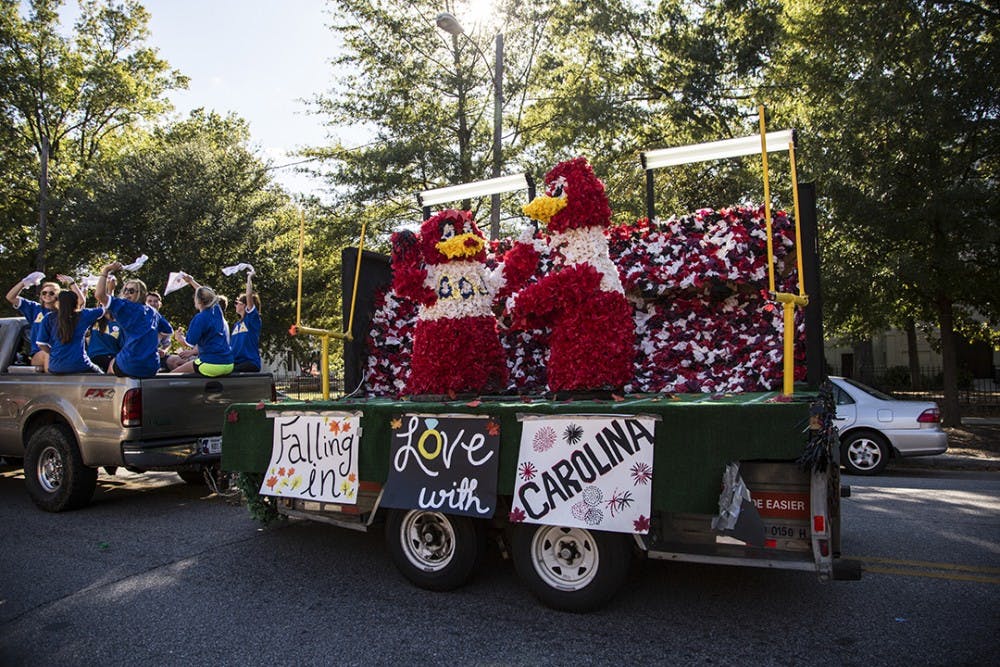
[
  {"xmin": 418, "ymin": 173, "xmax": 530, "ymax": 207},
  {"xmin": 642, "ymin": 130, "xmax": 795, "ymax": 170}
]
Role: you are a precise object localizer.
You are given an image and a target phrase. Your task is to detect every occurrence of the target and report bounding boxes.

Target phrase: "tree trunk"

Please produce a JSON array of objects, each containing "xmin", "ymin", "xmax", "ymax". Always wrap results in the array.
[
  {"xmin": 936, "ymin": 296, "xmax": 961, "ymax": 427},
  {"xmin": 852, "ymin": 338, "xmax": 875, "ymax": 385},
  {"xmin": 904, "ymin": 317, "xmax": 922, "ymax": 390},
  {"xmin": 35, "ymin": 135, "xmax": 49, "ymax": 274}
]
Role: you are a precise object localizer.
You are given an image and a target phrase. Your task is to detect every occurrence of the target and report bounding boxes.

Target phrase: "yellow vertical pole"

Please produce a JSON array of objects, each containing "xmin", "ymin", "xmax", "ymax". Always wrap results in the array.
[
  {"xmin": 321, "ymin": 335, "xmax": 330, "ymax": 399},
  {"xmin": 758, "ymin": 105, "xmax": 775, "ymax": 294},
  {"xmin": 789, "ymin": 140, "xmax": 805, "ymax": 297},
  {"xmin": 782, "ymin": 298, "xmax": 796, "ymax": 396},
  {"xmin": 296, "ymin": 209, "xmax": 305, "ymax": 326}
]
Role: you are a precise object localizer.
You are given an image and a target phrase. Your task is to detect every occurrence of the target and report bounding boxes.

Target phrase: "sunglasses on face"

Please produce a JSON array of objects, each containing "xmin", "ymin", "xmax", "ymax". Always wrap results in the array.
[
  {"xmin": 123, "ymin": 288, "xmax": 138, "ymax": 295},
  {"xmin": 41, "ymin": 291, "xmax": 57, "ymax": 296}
]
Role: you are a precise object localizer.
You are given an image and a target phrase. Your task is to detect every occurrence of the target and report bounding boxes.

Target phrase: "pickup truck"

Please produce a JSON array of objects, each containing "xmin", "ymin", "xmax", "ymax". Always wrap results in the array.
[{"xmin": 0, "ymin": 316, "xmax": 274, "ymax": 512}]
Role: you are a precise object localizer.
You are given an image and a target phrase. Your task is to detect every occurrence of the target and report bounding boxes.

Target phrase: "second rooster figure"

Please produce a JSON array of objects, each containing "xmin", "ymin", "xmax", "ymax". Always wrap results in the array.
[
  {"xmin": 512, "ymin": 157, "xmax": 635, "ymax": 393},
  {"xmin": 391, "ymin": 209, "xmax": 508, "ymax": 396}
]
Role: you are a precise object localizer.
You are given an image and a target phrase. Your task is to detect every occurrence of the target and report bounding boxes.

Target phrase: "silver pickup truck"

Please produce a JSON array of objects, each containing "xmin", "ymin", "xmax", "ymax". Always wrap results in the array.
[{"xmin": 0, "ymin": 316, "xmax": 274, "ymax": 511}]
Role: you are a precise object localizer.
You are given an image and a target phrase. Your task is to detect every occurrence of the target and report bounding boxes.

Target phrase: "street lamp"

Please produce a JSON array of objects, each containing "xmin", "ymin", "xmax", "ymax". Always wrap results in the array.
[{"xmin": 435, "ymin": 11, "xmax": 503, "ymax": 240}]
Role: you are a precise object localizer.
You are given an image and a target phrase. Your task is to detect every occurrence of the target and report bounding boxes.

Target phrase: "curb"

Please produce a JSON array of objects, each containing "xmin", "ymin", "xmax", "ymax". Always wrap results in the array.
[{"xmin": 890, "ymin": 454, "xmax": 1000, "ymax": 473}]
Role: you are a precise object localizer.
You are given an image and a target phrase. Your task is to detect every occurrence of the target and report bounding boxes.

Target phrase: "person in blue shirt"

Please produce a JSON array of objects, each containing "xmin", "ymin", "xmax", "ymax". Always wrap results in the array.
[
  {"xmin": 87, "ymin": 311, "xmax": 123, "ymax": 373},
  {"xmin": 5, "ymin": 274, "xmax": 83, "ymax": 368},
  {"xmin": 36, "ymin": 291, "xmax": 104, "ymax": 374},
  {"xmin": 171, "ymin": 274, "xmax": 233, "ymax": 377},
  {"xmin": 144, "ymin": 291, "xmax": 174, "ymax": 370},
  {"xmin": 95, "ymin": 262, "xmax": 161, "ymax": 378},
  {"xmin": 231, "ymin": 270, "xmax": 262, "ymax": 372}
]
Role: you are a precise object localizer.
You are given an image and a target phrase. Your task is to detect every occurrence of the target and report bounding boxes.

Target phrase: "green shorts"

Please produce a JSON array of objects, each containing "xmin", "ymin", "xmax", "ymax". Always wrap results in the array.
[{"xmin": 194, "ymin": 359, "xmax": 234, "ymax": 377}]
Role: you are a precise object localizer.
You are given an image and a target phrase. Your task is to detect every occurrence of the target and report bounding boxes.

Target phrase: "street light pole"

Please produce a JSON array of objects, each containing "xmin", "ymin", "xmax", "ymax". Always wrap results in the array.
[{"xmin": 436, "ymin": 12, "xmax": 503, "ymax": 240}]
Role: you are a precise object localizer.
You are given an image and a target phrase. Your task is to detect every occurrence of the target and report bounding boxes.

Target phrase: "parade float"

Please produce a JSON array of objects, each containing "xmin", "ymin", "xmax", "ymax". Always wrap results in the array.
[{"xmin": 221, "ymin": 117, "xmax": 860, "ymax": 611}]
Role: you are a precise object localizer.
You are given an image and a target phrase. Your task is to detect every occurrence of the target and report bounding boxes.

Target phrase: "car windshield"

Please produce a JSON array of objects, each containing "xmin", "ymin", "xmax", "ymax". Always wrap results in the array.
[{"xmin": 842, "ymin": 377, "xmax": 894, "ymax": 401}]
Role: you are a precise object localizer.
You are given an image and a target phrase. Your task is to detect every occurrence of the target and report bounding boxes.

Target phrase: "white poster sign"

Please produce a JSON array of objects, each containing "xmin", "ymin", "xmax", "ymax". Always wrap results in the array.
[
  {"xmin": 510, "ymin": 415, "xmax": 657, "ymax": 534},
  {"xmin": 259, "ymin": 412, "xmax": 362, "ymax": 503}
]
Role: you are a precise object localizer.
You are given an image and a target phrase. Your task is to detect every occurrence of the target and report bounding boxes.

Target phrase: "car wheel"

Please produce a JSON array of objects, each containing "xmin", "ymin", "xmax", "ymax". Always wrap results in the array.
[
  {"xmin": 24, "ymin": 424, "xmax": 97, "ymax": 512},
  {"xmin": 841, "ymin": 431, "xmax": 890, "ymax": 475},
  {"xmin": 385, "ymin": 509, "xmax": 483, "ymax": 591},
  {"xmin": 511, "ymin": 523, "xmax": 632, "ymax": 612}
]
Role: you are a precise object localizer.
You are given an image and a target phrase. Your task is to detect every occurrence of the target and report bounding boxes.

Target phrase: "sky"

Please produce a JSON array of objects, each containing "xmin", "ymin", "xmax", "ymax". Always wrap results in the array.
[{"xmin": 58, "ymin": 0, "xmax": 342, "ymax": 197}]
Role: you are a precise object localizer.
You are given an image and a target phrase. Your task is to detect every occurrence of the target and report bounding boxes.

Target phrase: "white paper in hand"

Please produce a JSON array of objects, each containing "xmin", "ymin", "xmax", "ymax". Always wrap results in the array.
[
  {"xmin": 221, "ymin": 262, "xmax": 255, "ymax": 276},
  {"xmin": 122, "ymin": 254, "xmax": 149, "ymax": 271},
  {"xmin": 21, "ymin": 271, "xmax": 46, "ymax": 287},
  {"xmin": 164, "ymin": 272, "xmax": 188, "ymax": 296},
  {"xmin": 79, "ymin": 275, "xmax": 101, "ymax": 290}
]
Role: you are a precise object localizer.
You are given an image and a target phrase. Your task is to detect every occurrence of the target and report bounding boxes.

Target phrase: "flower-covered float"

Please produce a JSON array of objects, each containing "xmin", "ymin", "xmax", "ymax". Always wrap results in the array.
[{"xmin": 364, "ymin": 166, "xmax": 805, "ymax": 398}]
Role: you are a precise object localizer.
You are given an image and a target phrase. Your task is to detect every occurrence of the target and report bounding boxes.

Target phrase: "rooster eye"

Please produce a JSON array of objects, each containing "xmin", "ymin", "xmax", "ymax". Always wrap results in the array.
[
  {"xmin": 441, "ymin": 222, "xmax": 456, "ymax": 240},
  {"xmin": 551, "ymin": 184, "xmax": 564, "ymax": 197}
]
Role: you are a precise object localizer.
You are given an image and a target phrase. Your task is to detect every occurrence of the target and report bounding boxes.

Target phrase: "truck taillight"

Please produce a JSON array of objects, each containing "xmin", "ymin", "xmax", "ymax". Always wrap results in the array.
[
  {"xmin": 121, "ymin": 388, "xmax": 142, "ymax": 427},
  {"xmin": 813, "ymin": 515, "xmax": 825, "ymax": 533},
  {"xmin": 917, "ymin": 408, "xmax": 941, "ymax": 423}
]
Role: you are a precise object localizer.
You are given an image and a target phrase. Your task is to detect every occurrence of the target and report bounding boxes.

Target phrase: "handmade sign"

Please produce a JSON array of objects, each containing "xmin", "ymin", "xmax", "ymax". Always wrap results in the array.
[
  {"xmin": 510, "ymin": 415, "xmax": 657, "ymax": 534},
  {"xmin": 258, "ymin": 411, "xmax": 362, "ymax": 503},
  {"xmin": 382, "ymin": 414, "xmax": 501, "ymax": 518}
]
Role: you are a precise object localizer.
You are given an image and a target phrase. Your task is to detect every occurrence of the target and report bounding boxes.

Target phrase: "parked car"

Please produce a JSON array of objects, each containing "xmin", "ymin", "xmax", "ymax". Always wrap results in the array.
[{"xmin": 829, "ymin": 376, "xmax": 948, "ymax": 475}]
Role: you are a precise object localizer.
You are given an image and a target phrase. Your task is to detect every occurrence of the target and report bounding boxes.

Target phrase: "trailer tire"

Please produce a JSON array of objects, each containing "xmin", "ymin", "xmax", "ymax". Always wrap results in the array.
[
  {"xmin": 24, "ymin": 424, "xmax": 97, "ymax": 512},
  {"xmin": 511, "ymin": 523, "xmax": 632, "ymax": 612},
  {"xmin": 385, "ymin": 509, "xmax": 482, "ymax": 591},
  {"xmin": 841, "ymin": 430, "xmax": 890, "ymax": 475}
]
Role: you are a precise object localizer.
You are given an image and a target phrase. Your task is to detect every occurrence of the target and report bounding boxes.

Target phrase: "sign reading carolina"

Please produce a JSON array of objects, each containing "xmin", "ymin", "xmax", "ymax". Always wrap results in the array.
[
  {"xmin": 510, "ymin": 415, "xmax": 657, "ymax": 534},
  {"xmin": 382, "ymin": 414, "xmax": 500, "ymax": 518},
  {"xmin": 259, "ymin": 412, "xmax": 362, "ymax": 503}
]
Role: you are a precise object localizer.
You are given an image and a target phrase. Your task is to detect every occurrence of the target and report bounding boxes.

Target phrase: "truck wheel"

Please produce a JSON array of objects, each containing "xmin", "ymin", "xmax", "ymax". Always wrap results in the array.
[
  {"xmin": 25, "ymin": 424, "xmax": 97, "ymax": 512},
  {"xmin": 385, "ymin": 509, "xmax": 482, "ymax": 591},
  {"xmin": 511, "ymin": 524, "xmax": 632, "ymax": 613},
  {"xmin": 841, "ymin": 431, "xmax": 890, "ymax": 475}
]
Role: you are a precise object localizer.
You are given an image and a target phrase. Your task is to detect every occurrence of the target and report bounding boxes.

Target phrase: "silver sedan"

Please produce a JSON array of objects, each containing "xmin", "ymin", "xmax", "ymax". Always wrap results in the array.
[{"xmin": 830, "ymin": 376, "xmax": 949, "ymax": 475}]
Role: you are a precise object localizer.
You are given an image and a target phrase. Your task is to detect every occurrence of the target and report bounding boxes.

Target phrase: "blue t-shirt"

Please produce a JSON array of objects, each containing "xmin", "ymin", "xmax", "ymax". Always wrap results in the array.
[
  {"xmin": 37, "ymin": 307, "xmax": 105, "ymax": 373},
  {"xmin": 17, "ymin": 298, "xmax": 53, "ymax": 355},
  {"xmin": 230, "ymin": 306, "xmax": 261, "ymax": 370},
  {"xmin": 155, "ymin": 312, "xmax": 173, "ymax": 340},
  {"xmin": 187, "ymin": 304, "xmax": 233, "ymax": 365},
  {"xmin": 87, "ymin": 320, "xmax": 123, "ymax": 358},
  {"xmin": 106, "ymin": 297, "xmax": 160, "ymax": 377}
]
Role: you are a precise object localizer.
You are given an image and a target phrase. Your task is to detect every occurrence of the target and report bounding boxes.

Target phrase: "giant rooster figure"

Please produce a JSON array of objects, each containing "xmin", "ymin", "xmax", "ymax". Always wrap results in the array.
[
  {"xmin": 510, "ymin": 157, "xmax": 635, "ymax": 392},
  {"xmin": 391, "ymin": 209, "xmax": 508, "ymax": 396}
]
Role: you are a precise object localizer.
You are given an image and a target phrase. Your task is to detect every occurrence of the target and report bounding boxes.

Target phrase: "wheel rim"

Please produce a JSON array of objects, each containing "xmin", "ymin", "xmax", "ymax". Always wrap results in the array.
[
  {"xmin": 36, "ymin": 445, "xmax": 64, "ymax": 492},
  {"xmin": 847, "ymin": 437, "xmax": 882, "ymax": 471},
  {"xmin": 530, "ymin": 525, "xmax": 599, "ymax": 591},
  {"xmin": 399, "ymin": 511, "xmax": 455, "ymax": 572}
]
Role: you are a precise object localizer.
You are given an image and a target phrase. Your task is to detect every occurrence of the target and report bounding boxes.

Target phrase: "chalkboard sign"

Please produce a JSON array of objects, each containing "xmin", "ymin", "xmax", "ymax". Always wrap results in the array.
[{"xmin": 382, "ymin": 414, "xmax": 501, "ymax": 518}]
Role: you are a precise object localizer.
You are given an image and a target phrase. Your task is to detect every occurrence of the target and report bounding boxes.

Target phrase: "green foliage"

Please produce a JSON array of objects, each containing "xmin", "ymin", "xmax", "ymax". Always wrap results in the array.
[
  {"xmin": 773, "ymin": 0, "xmax": 1000, "ymax": 343},
  {"xmin": 234, "ymin": 472, "xmax": 283, "ymax": 525},
  {"xmin": 0, "ymin": 0, "xmax": 187, "ymax": 276},
  {"xmin": 56, "ymin": 110, "xmax": 307, "ymax": 362}
]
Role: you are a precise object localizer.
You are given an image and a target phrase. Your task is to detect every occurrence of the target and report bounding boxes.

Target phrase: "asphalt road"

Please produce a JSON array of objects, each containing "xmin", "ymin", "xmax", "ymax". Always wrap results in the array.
[{"xmin": 1, "ymin": 465, "xmax": 997, "ymax": 666}]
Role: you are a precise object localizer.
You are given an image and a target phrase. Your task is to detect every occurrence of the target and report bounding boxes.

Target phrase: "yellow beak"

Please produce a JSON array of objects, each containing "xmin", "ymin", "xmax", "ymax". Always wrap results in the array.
[
  {"xmin": 435, "ymin": 232, "xmax": 485, "ymax": 259},
  {"xmin": 522, "ymin": 195, "xmax": 567, "ymax": 224}
]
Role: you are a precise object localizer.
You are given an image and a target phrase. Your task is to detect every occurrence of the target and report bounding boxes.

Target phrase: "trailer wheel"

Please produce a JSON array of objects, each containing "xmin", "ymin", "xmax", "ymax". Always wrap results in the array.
[
  {"xmin": 24, "ymin": 424, "xmax": 97, "ymax": 512},
  {"xmin": 385, "ymin": 509, "xmax": 482, "ymax": 591},
  {"xmin": 511, "ymin": 524, "xmax": 632, "ymax": 612},
  {"xmin": 841, "ymin": 431, "xmax": 890, "ymax": 475}
]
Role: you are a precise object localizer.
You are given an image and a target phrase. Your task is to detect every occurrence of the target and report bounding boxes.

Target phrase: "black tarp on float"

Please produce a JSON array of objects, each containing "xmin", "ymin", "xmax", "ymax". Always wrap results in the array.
[{"xmin": 341, "ymin": 247, "xmax": 392, "ymax": 394}]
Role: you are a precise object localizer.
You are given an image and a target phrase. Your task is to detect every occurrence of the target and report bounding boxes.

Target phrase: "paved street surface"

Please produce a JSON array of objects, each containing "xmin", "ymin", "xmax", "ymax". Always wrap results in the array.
[{"xmin": 1, "ymin": 465, "xmax": 997, "ymax": 666}]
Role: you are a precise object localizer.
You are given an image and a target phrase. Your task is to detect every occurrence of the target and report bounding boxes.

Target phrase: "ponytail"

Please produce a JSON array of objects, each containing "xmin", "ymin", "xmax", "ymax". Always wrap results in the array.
[{"xmin": 56, "ymin": 292, "xmax": 80, "ymax": 344}]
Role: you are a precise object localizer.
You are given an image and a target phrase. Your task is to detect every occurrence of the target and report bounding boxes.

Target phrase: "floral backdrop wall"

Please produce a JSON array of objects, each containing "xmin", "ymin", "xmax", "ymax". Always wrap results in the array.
[{"xmin": 363, "ymin": 205, "xmax": 806, "ymax": 397}]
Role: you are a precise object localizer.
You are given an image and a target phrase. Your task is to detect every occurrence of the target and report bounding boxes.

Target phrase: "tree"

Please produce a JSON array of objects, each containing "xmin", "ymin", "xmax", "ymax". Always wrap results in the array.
[
  {"xmin": 774, "ymin": 0, "xmax": 1000, "ymax": 424},
  {"xmin": 59, "ymin": 110, "xmax": 300, "ymax": 360},
  {"xmin": 0, "ymin": 0, "xmax": 186, "ymax": 275}
]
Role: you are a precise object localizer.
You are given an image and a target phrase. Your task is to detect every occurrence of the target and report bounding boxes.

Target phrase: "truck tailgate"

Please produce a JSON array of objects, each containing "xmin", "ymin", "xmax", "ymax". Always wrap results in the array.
[{"xmin": 137, "ymin": 374, "xmax": 271, "ymax": 439}]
